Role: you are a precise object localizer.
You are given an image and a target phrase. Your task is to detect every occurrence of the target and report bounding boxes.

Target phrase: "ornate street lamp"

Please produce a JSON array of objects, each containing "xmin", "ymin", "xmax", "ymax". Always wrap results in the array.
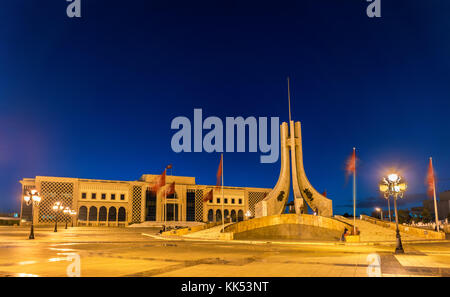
[
  {"xmin": 23, "ymin": 189, "xmax": 41, "ymax": 239},
  {"xmin": 52, "ymin": 202, "xmax": 64, "ymax": 232},
  {"xmin": 379, "ymin": 173, "xmax": 407, "ymax": 254},
  {"xmin": 70, "ymin": 210, "xmax": 77, "ymax": 227},
  {"xmin": 63, "ymin": 207, "xmax": 70, "ymax": 229},
  {"xmin": 375, "ymin": 207, "xmax": 383, "ymax": 220},
  {"xmin": 245, "ymin": 210, "xmax": 252, "ymax": 220}
]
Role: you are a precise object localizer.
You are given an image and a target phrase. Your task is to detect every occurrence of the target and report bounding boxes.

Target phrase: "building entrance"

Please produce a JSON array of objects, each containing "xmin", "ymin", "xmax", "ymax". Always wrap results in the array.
[
  {"xmin": 145, "ymin": 189, "xmax": 157, "ymax": 221},
  {"xmin": 166, "ymin": 203, "xmax": 179, "ymax": 221}
]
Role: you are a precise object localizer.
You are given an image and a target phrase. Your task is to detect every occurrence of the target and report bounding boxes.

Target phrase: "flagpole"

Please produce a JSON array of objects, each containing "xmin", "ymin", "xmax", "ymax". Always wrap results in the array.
[
  {"xmin": 431, "ymin": 157, "xmax": 439, "ymax": 231},
  {"xmin": 387, "ymin": 197, "xmax": 392, "ymax": 222},
  {"xmin": 164, "ymin": 188, "xmax": 166, "ymax": 229},
  {"xmin": 221, "ymin": 154, "xmax": 224, "ymax": 232},
  {"xmin": 353, "ymin": 147, "xmax": 356, "ymax": 235},
  {"xmin": 287, "ymin": 77, "xmax": 292, "ymax": 124},
  {"xmin": 164, "ymin": 168, "xmax": 167, "ymax": 229}
]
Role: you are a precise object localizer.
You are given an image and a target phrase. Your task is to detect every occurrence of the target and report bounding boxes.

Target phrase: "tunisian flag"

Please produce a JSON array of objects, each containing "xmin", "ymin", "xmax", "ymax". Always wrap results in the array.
[
  {"xmin": 345, "ymin": 148, "xmax": 357, "ymax": 177},
  {"xmin": 216, "ymin": 154, "xmax": 223, "ymax": 187},
  {"xmin": 426, "ymin": 158, "xmax": 436, "ymax": 198},
  {"xmin": 166, "ymin": 181, "xmax": 176, "ymax": 196},
  {"xmin": 151, "ymin": 169, "xmax": 166, "ymax": 193},
  {"xmin": 203, "ymin": 189, "xmax": 213, "ymax": 202}
]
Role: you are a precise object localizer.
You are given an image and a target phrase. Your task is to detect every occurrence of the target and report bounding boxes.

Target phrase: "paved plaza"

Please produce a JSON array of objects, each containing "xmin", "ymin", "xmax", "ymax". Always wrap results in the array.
[{"xmin": 0, "ymin": 225, "xmax": 449, "ymax": 277}]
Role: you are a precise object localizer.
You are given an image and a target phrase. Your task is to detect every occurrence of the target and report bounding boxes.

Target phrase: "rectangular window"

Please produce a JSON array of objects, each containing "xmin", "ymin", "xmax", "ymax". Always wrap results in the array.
[
  {"xmin": 239, "ymin": 199, "xmax": 242, "ymax": 204},
  {"xmin": 224, "ymin": 198, "xmax": 228, "ymax": 204},
  {"xmin": 231, "ymin": 198, "xmax": 235, "ymax": 204},
  {"xmin": 91, "ymin": 193, "xmax": 96, "ymax": 199},
  {"xmin": 101, "ymin": 193, "xmax": 106, "ymax": 200},
  {"xmin": 186, "ymin": 191, "xmax": 195, "ymax": 222},
  {"xmin": 216, "ymin": 198, "xmax": 220, "ymax": 204},
  {"xmin": 111, "ymin": 194, "xmax": 116, "ymax": 200},
  {"xmin": 120, "ymin": 194, "xmax": 125, "ymax": 200},
  {"xmin": 81, "ymin": 193, "xmax": 86, "ymax": 199}
]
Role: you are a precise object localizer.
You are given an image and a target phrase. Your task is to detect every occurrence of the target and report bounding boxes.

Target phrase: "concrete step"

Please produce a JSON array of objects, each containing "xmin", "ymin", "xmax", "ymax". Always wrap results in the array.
[{"xmin": 184, "ymin": 223, "xmax": 233, "ymax": 240}]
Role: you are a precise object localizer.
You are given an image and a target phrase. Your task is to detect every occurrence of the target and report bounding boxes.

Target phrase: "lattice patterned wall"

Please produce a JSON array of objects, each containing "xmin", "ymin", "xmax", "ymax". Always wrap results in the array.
[
  {"xmin": 248, "ymin": 191, "xmax": 268, "ymax": 217},
  {"xmin": 194, "ymin": 189, "xmax": 203, "ymax": 222},
  {"xmin": 131, "ymin": 186, "xmax": 142, "ymax": 223},
  {"xmin": 38, "ymin": 181, "xmax": 74, "ymax": 223}
]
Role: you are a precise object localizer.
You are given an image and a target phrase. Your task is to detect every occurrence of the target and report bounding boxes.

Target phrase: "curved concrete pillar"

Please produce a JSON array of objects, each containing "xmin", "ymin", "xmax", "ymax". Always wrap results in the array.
[
  {"xmin": 255, "ymin": 122, "xmax": 290, "ymax": 218},
  {"xmin": 292, "ymin": 121, "xmax": 333, "ymax": 217},
  {"xmin": 289, "ymin": 121, "xmax": 309, "ymax": 215}
]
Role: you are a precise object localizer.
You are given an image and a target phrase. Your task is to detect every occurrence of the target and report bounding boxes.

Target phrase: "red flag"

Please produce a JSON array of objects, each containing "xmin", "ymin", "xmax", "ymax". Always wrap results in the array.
[
  {"xmin": 345, "ymin": 148, "xmax": 356, "ymax": 176},
  {"xmin": 203, "ymin": 189, "xmax": 213, "ymax": 202},
  {"xmin": 165, "ymin": 181, "xmax": 176, "ymax": 196},
  {"xmin": 166, "ymin": 164, "xmax": 173, "ymax": 169},
  {"xmin": 151, "ymin": 169, "xmax": 166, "ymax": 193},
  {"xmin": 216, "ymin": 155, "xmax": 223, "ymax": 188},
  {"xmin": 426, "ymin": 158, "xmax": 435, "ymax": 198},
  {"xmin": 322, "ymin": 190, "xmax": 327, "ymax": 197}
]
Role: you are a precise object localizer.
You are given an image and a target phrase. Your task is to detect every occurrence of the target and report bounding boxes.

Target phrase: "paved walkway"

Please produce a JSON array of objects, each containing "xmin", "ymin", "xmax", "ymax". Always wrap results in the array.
[
  {"xmin": 1, "ymin": 227, "xmax": 449, "ymax": 277},
  {"xmin": 339, "ymin": 218, "xmax": 424, "ymax": 242}
]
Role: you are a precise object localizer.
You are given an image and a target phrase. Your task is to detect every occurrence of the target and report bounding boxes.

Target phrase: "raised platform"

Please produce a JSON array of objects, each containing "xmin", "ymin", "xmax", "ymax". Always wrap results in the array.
[
  {"xmin": 128, "ymin": 221, "xmax": 204, "ymax": 228},
  {"xmin": 222, "ymin": 214, "xmax": 353, "ymax": 241}
]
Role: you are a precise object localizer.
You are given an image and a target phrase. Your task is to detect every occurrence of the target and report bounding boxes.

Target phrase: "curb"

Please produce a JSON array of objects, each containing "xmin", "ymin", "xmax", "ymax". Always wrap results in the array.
[{"xmin": 142, "ymin": 233, "xmax": 450, "ymax": 247}]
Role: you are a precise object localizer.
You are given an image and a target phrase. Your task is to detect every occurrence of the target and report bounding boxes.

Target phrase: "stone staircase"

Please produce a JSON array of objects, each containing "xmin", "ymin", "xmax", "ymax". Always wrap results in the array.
[
  {"xmin": 184, "ymin": 223, "xmax": 232, "ymax": 240},
  {"xmin": 339, "ymin": 217, "xmax": 423, "ymax": 242},
  {"xmin": 128, "ymin": 221, "xmax": 204, "ymax": 228}
]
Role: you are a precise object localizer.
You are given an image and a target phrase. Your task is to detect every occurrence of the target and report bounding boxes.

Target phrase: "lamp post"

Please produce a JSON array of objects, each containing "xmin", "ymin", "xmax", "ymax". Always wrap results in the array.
[
  {"xmin": 52, "ymin": 202, "xmax": 64, "ymax": 232},
  {"xmin": 63, "ymin": 207, "xmax": 70, "ymax": 229},
  {"xmin": 375, "ymin": 207, "xmax": 383, "ymax": 220},
  {"xmin": 70, "ymin": 210, "xmax": 77, "ymax": 227},
  {"xmin": 387, "ymin": 196, "xmax": 392, "ymax": 222},
  {"xmin": 23, "ymin": 189, "xmax": 41, "ymax": 239},
  {"xmin": 245, "ymin": 210, "xmax": 252, "ymax": 220},
  {"xmin": 379, "ymin": 173, "xmax": 407, "ymax": 254}
]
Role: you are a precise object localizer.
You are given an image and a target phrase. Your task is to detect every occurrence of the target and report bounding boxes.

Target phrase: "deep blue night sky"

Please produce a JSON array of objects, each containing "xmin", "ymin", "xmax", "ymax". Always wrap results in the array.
[{"xmin": 1, "ymin": 1, "xmax": 449, "ymax": 214}]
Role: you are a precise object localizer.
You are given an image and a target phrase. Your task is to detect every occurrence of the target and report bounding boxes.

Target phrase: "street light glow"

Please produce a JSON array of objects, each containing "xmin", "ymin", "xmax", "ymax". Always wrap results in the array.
[
  {"xmin": 379, "ymin": 184, "xmax": 388, "ymax": 193},
  {"xmin": 388, "ymin": 173, "xmax": 399, "ymax": 182},
  {"xmin": 379, "ymin": 172, "xmax": 407, "ymax": 254}
]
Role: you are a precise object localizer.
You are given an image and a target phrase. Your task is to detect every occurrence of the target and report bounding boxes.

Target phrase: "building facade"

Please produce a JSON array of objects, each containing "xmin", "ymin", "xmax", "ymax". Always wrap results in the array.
[{"xmin": 19, "ymin": 174, "xmax": 270, "ymax": 226}]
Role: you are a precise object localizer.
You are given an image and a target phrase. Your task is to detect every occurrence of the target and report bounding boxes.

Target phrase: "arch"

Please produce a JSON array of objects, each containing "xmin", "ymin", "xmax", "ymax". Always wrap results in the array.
[
  {"xmin": 108, "ymin": 207, "xmax": 117, "ymax": 221},
  {"xmin": 215, "ymin": 209, "xmax": 222, "ymax": 222},
  {"xmin": 99, "ymin": 206, "xmax": 107, "ymax": 221},
  {"xmin": 79, "ymin": 206, "xmax": 87, "ymax": 221},
  {"xmin": 230, "ymin": 210, "xmax": 236, "ymax": 222},
  {"xmin": 238, "ymin": 210, "xmax": 244, "ymax": 222},
  {"xmin": 207, "ymin": 209, "xmax": 214, "ymax": 222},
  {"xmin": 224, "ymin": 209, "xmax": 230, "ymax": 221},
  {"xmin": 88, "ymin": 206, "xmax": 97, "ymax": 221},
  {"xmin": 118, "ymin": 207, "xmax": 126, "ymax": 222}
]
